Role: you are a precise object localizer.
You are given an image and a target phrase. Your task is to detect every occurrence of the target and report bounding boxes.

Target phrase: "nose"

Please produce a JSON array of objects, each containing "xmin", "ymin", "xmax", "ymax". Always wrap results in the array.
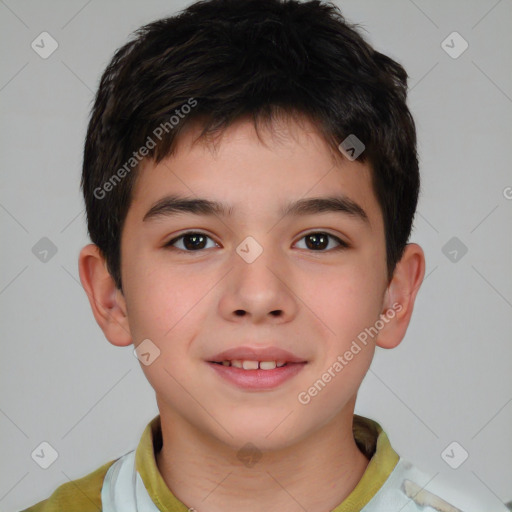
[{"xmin": 219, "ymin": 244, "xmax": 298, "ymax": 325}]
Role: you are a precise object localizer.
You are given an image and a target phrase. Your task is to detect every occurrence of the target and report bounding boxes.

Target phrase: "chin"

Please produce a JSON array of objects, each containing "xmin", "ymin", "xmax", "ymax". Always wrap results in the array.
[{"xmin": 206, "ymin": 413, "xmax": 309, "ymax": 453}]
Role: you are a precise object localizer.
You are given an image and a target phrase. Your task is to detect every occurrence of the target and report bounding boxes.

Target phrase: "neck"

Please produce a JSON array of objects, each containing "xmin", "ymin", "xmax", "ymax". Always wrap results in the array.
[{"xmin": 155, "ymin": 402, "xmax": 370, "ymax": 512}]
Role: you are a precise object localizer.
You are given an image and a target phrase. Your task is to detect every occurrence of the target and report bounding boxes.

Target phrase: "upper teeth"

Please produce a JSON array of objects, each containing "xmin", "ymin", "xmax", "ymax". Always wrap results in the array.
[{"xmin": 221, "ymin": 360, "xmax": 287, "ymax": 370}]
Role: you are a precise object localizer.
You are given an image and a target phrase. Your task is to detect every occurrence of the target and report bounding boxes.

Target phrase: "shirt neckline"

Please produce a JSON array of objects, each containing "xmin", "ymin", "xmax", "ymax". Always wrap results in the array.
[{"xmin": 135, "ymin": 414, "xmax": 400, "ymax": 511}]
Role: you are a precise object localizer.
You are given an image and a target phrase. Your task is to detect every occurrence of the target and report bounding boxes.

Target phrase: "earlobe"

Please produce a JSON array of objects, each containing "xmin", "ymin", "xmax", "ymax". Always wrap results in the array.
[
  {"xmin": 375, "ymin": 243, "xmax": 426, "ymax": 349},
  {"xmin": 78, "ymin": 243, "xmax": 133, "ymax": 347}
]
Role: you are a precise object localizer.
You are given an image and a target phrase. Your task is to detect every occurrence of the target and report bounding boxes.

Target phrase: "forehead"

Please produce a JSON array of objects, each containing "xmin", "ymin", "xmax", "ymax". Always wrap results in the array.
[{"xmin": 127, "ymin": 116, "xmax": 382, "ymax": 231}]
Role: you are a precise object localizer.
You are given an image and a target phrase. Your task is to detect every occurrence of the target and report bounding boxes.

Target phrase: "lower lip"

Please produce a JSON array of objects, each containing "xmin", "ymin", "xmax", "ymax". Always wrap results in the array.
[{"xmin": 207, "ymin": 362, "xmax": 306, "ymax": 390}]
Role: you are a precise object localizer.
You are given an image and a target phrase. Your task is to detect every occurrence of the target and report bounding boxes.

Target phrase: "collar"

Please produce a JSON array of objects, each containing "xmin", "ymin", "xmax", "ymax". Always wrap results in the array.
[{"xmin": 134, "ymin": 414, "xmax": 400, "ymax": 511}]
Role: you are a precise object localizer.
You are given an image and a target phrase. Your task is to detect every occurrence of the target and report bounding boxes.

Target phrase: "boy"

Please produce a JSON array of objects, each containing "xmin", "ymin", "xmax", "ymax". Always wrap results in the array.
[{"xmin": 21, "ymin": 0, "xmax": 507, "ymax": 511}]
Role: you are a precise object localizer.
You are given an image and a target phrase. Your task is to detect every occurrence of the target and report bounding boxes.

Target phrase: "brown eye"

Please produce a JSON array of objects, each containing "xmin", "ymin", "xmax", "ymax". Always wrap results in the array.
[
  {"xmin": 296, "ymin": 232, "xmax": 348, "ymax": 252},
  {"xmin": 165, "ymin": 232, "xmax": 217, "ymax": 251}
]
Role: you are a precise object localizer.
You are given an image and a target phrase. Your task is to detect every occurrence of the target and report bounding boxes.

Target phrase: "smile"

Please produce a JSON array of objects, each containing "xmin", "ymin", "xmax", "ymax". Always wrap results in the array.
[{"xmin": 207, "ymin": 360, "xmax": 307, "ymax": 390}]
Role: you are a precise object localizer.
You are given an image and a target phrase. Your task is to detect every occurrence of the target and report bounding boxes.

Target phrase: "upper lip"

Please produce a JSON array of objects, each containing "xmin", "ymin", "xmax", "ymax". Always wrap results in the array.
[{"xmin": 209, "ymin": 346, "xmax": 307, "ymax": 364}]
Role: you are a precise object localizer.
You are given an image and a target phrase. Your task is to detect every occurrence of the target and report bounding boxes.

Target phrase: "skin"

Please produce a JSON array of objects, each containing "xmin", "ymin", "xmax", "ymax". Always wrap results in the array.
[{"xmin": 79, "ymin": 115, "xmax": 425, "ymax": 512}]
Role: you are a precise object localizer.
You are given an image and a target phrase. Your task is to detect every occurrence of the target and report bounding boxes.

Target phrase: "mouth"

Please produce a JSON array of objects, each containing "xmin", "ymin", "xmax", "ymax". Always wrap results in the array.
[
  {"xmin": 206, "ymin": 356, "xmax": 307, "ymax": 390},
  {"xmin": 209, "ymin": 346, "xmax": 307, "ymax": 366},
  {"xmin": 206, "ymin": 345, "xmax": 308, "ymax": 390}
]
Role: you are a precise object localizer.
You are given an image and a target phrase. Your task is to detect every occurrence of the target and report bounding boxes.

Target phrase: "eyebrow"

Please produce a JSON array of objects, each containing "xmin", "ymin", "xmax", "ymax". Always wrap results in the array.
[{"xmin": 142, "ymin": 194, "xmax": 370, "ymax": 225}]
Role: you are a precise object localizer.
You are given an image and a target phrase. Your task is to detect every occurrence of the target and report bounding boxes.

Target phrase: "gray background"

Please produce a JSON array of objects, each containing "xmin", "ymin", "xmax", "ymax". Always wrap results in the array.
[{"xmin": 1, "ymin": 0, "xmax": 511, "ymax": 510}]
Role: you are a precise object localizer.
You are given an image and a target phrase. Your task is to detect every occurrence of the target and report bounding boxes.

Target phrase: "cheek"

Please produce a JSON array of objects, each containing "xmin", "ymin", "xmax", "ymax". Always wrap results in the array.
[
  {"xmin": 123, "ymin": 256, "xmax": 207, "ymax": 348},
  {"xmin": 307, "ymin": 262, "xmax": 383, "ymax": 340},
  {"xmin": 126, "ymin": 263, "xmax": 209, "ymax": 392}
]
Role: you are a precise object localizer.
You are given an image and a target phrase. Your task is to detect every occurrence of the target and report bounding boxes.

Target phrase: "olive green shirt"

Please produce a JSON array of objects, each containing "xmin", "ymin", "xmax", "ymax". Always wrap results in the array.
[{"xmin": 21, "ymin": 414, "xmax": 399, "ymax": 511}]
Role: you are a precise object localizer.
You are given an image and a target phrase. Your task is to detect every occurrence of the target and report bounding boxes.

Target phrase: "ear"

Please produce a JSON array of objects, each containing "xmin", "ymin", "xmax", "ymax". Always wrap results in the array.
[
  {"xmin": 78, "ymin": 243, "xmax": 132, "ymax": 347},
  {"xmin": 375, "ymin": 243, "xmax": 426, "ymax": 349}
]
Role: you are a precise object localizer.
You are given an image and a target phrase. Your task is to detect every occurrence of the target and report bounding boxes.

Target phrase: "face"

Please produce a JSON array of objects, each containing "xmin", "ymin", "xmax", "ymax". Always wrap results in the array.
[{"xmin": 119, "ymin": 116, "xmax": 389, "ymax": 450}]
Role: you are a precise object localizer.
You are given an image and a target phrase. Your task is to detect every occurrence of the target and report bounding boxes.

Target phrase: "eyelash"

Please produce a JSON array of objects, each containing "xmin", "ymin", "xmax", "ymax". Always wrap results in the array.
[{"xmin": 164, "ymin": 231, "xmax": 349, "ymax": 253}]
